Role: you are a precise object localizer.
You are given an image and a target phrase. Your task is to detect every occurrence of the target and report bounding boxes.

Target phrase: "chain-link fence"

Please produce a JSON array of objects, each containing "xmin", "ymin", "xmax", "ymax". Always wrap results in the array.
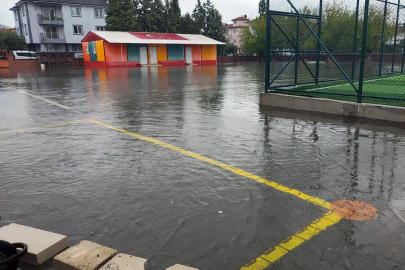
[{"xmin": 265, "ymin": 0, "xmax": 405, "ymax": 106}]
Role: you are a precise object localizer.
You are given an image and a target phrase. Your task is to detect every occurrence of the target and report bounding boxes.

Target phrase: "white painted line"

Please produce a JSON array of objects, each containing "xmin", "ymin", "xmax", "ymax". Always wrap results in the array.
[
  {"xmin": 309, "ymin": 74, "xmax": 405, "ymax": 91},
  {"xmin": 14, "ymin": 89, "xmax": 71, "ymax": 110}
]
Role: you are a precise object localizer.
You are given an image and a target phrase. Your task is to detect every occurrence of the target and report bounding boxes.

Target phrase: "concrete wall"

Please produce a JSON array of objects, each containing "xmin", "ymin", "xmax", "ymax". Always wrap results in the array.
[
  {"xmin": 218, "ymin": 56, "xmax": 263, "ymax": 63},
  {"xmin": 61, "ymin": 5, "xmax": 105, "ymax": 44},
  {"xmin": 260, "ymin": 93, "xmax": 405, "ymax": 123}
]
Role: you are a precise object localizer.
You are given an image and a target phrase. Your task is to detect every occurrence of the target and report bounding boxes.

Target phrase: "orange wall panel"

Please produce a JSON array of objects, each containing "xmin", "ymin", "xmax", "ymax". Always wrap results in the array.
[
  {"xmin": 82, "ymin": 42, "xmax": 90, "ymax": 62},
  {"xmin": 148, "ymin": 44, "xmax": 168, "ymax": 63},
  {"xmin": 96, "ymin": 40, "xmax": 105, "ymax": 62},
  {"xmin": 156, "ymin": 44, "xmax": 167, "ymax": 62},
  {"xmin": 104, "ymin": 42, "xmax": 128, "ymax": 63},
  {"xmin": 192, "ymin": 45, "xmax": 201, "ymax": 61},
  {"xmin": 201, "ymin": 45, "xmax": 217, "ymax": 61},
  {"xmin": 186, "ymin": 44, "xmax": 201, "ymax": 61}
]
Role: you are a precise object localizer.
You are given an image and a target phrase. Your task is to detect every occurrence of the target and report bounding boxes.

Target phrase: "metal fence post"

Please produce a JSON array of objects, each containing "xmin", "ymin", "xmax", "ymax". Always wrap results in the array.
[
  {"xmin": 379, "ymin": 0, "xmax": 388, "ymax": 76},
  {"xmin": 352, "ymin": 0, "xmax": 360, "ymax": 79},
  {"xmin": 265, "ymin": 0, "xmax": 271, "ymax": 93},
  {"xmin": 392, "ymin": 0, "xmax": 400, "ymax": 73},
  {"xmin": 402, "ymin": 23, "xmax": 405, "ymax": 73},
  {"xmin": 295, "ymin": 16, "xmax": 299, "ymax": 86},
  {"xmin": 315, "ymin": 0, "xmax": 323, "ymax": 85},
  {"xmin": 359, "ymin": 0, "xmax": 371, "ymax": 103}
]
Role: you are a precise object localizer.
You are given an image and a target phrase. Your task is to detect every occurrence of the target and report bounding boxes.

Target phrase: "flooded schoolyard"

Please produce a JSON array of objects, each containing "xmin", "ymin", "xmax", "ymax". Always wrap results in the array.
[{"xmin": 1, "ymin": 63, "xmax": 405, "ymax": 269}]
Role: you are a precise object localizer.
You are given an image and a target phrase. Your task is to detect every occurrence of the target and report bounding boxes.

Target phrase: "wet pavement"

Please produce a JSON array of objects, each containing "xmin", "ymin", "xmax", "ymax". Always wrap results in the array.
[{"xmin": 1, "ymin": 63, "xmax": 405, "ymax": 269}]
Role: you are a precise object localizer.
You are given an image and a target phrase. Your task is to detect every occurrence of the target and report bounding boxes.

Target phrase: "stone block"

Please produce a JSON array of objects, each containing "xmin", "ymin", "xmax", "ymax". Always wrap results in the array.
[
  {"xmin": 166, "ymin": 264, "xmax": 199, "ymax": 270},
  {"xmin": 53, "ymin": 240, "xmax": 117, "ymax": 270},
  {"xmin": 99, "ymin": 253, "xmax": 147, "ymax": 270},
  {"xmin": 0, "ymin": 223, "xmax": 68, "ymax": 265}
]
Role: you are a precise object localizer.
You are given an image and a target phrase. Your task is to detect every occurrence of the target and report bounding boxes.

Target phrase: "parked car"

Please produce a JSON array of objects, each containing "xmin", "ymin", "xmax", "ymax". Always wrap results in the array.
[{"xmin": 12, "ymin": 51, "xmax": 38, "ymax": 60}]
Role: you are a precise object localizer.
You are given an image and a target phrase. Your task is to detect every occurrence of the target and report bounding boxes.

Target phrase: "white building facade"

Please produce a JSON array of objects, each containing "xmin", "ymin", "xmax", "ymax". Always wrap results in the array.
[
  {"xmin": 223, "ymin": 16, "xmax": 250, "ymax": 54},
  {"xmin": 10, "ymin": 0, "xmax": 107, "ymax": 58}
]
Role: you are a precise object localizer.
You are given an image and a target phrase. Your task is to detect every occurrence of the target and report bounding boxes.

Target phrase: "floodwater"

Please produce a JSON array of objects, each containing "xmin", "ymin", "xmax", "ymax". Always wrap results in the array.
[{"xmin": 1, "ymin": 63, "xmax": 405, "ymax": 270}]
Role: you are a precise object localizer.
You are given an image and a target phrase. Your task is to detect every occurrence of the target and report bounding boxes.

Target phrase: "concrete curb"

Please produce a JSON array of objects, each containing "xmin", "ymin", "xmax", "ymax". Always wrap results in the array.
[{"xmin": 259, "ymin": 93, "xmax": 405, "ymax": 123}]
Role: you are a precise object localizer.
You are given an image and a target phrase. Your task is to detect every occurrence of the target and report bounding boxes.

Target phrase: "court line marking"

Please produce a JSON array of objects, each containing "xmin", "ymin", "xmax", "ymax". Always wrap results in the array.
[
  {"xmin": 240, "ymin": 211, "xmax": 342, "ymax": 270},
  {"xmin": 0, "ymin": 121, "xmax": 84, "ymax": 135},
  {"xmin": 89, "ymin": 120, "xmax": 345, "ymax": 269},
  {"xmin": 7, "ymin": 87, "xmax": 71, "ymax": 110},
  {"xmin": 89, "ymin": 120, "xmax": 331, "ymax": 210},
  {"xmin": 0, "ymin": 119, "xmax": 342, "ymax": 268},
  {"xmin": 307, "ymin": 74, "xmax": 405, "ymax": 91}
]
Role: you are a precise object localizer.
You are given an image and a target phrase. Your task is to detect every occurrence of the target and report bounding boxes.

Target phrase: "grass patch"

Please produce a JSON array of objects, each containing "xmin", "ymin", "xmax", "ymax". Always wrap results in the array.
[{"xmin": 274, "ymin": 73, "xmax": 405, "ymax": 107}]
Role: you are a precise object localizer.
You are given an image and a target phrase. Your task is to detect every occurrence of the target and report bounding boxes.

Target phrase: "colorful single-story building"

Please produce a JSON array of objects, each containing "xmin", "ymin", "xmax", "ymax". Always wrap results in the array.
[{"xmin": 81, "ymin": 31, "xmax": 224, "ymax": 67}]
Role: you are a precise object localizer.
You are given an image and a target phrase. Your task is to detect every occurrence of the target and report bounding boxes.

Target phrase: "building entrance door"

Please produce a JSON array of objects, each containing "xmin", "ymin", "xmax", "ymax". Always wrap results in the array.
[
  {"xmin": 186, "ymin": 47, "xmax": 193, "ymax": 64},
  {"xmin": 139, "ymin": 47, "xmax": 148, "ymax": 65},
  {"xmin": 149, "ymin": 46, "xmax": 157, "ymax": 65}
]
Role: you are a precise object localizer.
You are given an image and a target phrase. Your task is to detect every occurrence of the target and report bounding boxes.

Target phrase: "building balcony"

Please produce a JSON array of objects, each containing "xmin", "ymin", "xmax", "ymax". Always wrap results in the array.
[
  {"xmin": 37, "ymin": 14, "xmax": 64, "ymax": 26},
  {"xmin": 40, "ymin": 33, "xmax": 66, "ymax": 44}
]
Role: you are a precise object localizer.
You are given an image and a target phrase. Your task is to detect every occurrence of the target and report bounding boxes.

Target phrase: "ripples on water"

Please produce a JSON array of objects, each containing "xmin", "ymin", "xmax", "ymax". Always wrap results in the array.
[{"xmin": 1, "ymin": 63, "xmax": 405, "ymax": 269}]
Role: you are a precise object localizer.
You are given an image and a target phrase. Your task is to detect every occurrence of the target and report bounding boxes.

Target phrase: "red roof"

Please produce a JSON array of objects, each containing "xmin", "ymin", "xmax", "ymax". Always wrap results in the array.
[
  {"xmin": 130, "ymin": 33, "xmax": 188, "ymax": 41},
  {"xmin": 81, "ymin": 31, "xmax": 105, "ymax": 42},
  {"xmin": 0, "ymin": 28, "xmax": 15, "ymax": 33},
  {"xmin": 232, "ymin": 17, "xmax": 249, "ymax": 21},
  {"xmin": 222, "ymin": 24, "xmax": 248, "ymax": 29}
]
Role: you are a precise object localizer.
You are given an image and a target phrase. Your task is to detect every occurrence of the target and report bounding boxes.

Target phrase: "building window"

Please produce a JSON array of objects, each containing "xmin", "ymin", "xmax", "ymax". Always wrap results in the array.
[
  {"xmin": 234, "ymin": 30, "xmax": 236, "ymax": 33},
  {"xmin": 94, "ymin": 8, "xmax": 103, "ymax": 18},
  {"xmin": 14, "ymin": 11, "xmax": 17, "ymax": 20},
  {"xmin": 71, "ymin": 7, "xmax": 81, "ymax": 17},
  {"xmin": 22, "ymin": 6, "xmax": 25, "ymax": 16},
  {"xmin": 24, "ymin": 24, "xmax": 27, "ymax": 35},
  {"xmin": 73, "ymin": 25, "xmax": 83, "ymax": 35},
  {"xmin": 16, "ymin": 28, "xmax": 19, "ymax": 35},
  {"xmin": 85, "ymin": 45, "xmax": 89, "ymax": 54},
  {"xmin": 72, "ymin": 44, "xmax": 82, "ymax": 52},
  {"xmin": 42, "ymin": 6, "xmax": 56, "ymax": 20},
  {"xmin": 47, "ymin": 44, "xmax": 60, "ymax": 52},
  {"xmin": 45, "ymin": 25, "xmax": 58, "ymax": 39},
  {"xmin": 92, "ymin": 45, "xmax": 96, "ymax": 54},
  {"xmin": 96, "ymin": 26, "xmax": 105, "ymax": 31}
]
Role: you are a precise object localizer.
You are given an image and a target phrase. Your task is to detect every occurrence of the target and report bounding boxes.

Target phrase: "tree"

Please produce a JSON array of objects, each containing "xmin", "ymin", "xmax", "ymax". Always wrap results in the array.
[
  {"xmin": 241, "ymin": 16, "xmax": 266, "ymax": 56},
  {"xmin": 167, "ymin": 0, "xmax": 182, "ymax": 33},
  {"xmin": 105, "ymin": 0, "xmax": 140, "ymax": 31},
  {"xmin": 202, "ymin": 0, "xmax": 226, "ymax": 42},
  {"xmin": 191, "ymin": 0, "xmax": 205, "ymax": 34},
  {"xmin": 152, "ymin": 0, "xmax": 166, "ymax": 32},
  {"xmin": 0, "ymin": 31, "xmax": 26, "ymax": 52},
  {"xmin": 259, "ymin": 0, "xmax": 266, "ymax": 18},
  {"xmin": 363, "ymin": 4, "xmax": 396, "ymax": 52},
  {"xmin": 180, "ymin": 13, "xmax": 195, "ymax": 34},
  {"xmin": 163, "ymin": 0, "xmax": 170, "ymax": 32},
  {"xmin": 223, "ymin": 42, "xmax": 238, "ymax": 55}
]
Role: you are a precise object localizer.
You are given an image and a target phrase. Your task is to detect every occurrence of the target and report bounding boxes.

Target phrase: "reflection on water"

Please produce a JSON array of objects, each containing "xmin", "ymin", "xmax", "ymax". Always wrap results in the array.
[{"xmin": 1, "ymin": 63, "xmax": 405, "ymax": 269}]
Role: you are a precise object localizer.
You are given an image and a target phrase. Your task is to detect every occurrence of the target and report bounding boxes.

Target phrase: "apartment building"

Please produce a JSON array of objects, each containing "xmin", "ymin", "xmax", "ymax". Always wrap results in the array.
[
  {"xmin": 10, "ymin": 0, "xmax": 107, "ymax": 58},
  {"xmin": 223, "ymin": 16, "xmax": 249, "ymax": 54}
]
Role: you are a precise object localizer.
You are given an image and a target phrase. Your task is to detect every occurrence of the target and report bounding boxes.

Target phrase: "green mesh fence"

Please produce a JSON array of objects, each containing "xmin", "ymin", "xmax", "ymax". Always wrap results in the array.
[{"xmin": 265, "ymin": 0, "xmax": 405, "ymax": 106}]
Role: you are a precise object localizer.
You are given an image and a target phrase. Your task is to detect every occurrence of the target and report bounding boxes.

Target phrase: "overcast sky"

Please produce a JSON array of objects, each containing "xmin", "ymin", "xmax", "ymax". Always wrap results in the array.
[{"xmin": 0, "ymin": 0, "xmax": 260, "ymax": 28}]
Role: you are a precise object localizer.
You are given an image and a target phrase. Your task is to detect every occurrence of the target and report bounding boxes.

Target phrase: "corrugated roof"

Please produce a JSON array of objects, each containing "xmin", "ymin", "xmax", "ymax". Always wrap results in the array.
[{"xmin": 82, "ymin": 31, "xmax": 225, "ymax": 45}]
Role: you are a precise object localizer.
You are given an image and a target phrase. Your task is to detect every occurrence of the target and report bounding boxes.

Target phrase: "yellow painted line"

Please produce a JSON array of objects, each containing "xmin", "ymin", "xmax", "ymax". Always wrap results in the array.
[
  {"xmin": 90, "ymin": 120, "xmax": 331, "ymax": 210},
  {"xmin": 241, "ymin": 212, "xmax": 342, "ymax": 270},
  {"xmin": 0, "ymin": 121, "xmax": 84, "ymax": 135}
]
